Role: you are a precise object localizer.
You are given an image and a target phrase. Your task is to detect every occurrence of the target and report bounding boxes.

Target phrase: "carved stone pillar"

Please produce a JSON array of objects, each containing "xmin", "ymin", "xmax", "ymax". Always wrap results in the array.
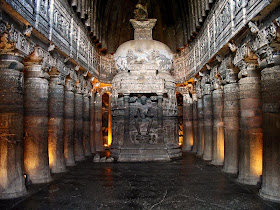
[
  {"xmin": 202, "ymin": 79, "xmax": 213, "ymax": 161},
  {"xmin": 123, "ymin": 94, "xmax": 130, "ymax": 142},
  {"xmin": 234, "ymin": 45, "xmax": 263, "ymax": 185},
  {"xmin": 48, "ymin": 69, "xmax": 66, "ymax": 173},
  {"xmin": 64, "ymin": 76, "xmax": 75, "ymax": 166},
  {"xmin": 247, "ymin": 20, "xmax": 280, "ymax": 201},
  {"xmin": 259, "ymin": 60, "xmax": 280, "ymax": 201},
  {"xmin": 192, "ymin": 90, "xmax": 198, "ymax": 153},
  {"xmin": 0, "ymin": 51, "xmax": 26, "ymax": 198},
  {"xmin": 89, "ymin": 90, "xmax": 96, "ymax": 153},
  {"xmin": 94, "ymin": 92, "xmax": 103, "ymax": 152},
  {"xmin": 182, "ymin": 91, "xmax": 193, "ymax": 151},
  {"xmin": 222, "ymin": 58, "xmax": 239, "ymax": 174},
  {"xmin": 211, "ymin": 67, "xmax": 224, "ymax": 166},
  {"xmin": 74, "ymin": 81, "xmax": 85, "ymax": 161},
  {"xmin": 83, "ymin": 90, "xmax": 91, "ymax": 156},
  {"xmin": 23, "ymin": 47, "xmax": 52, "ymax": 183},
  {"xmin": 196, "ymin": 79, "xmax": 204, "ymax": 156}
]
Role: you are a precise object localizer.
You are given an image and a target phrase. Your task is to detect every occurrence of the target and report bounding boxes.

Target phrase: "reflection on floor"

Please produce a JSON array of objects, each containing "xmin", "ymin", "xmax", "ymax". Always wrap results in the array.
[{"xmin": 1, "ymin": 152, "xmax": 280, "ymax": 210}]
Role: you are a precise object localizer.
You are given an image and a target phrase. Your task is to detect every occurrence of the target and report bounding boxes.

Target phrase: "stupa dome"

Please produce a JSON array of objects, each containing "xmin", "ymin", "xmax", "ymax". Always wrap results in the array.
[
  {"xmin": 114, "ymin": 39, "xmax": 173, "ymax": 72},
  {"xmin": 114, "ymin": 19, "xmax": 173, "ymax": 73}
]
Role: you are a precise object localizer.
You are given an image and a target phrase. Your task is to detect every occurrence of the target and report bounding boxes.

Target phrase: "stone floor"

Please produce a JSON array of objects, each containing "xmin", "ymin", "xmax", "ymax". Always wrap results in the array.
[{"xmin": 1, "ymin": 152, "xmax": 280, "ymax": 210}]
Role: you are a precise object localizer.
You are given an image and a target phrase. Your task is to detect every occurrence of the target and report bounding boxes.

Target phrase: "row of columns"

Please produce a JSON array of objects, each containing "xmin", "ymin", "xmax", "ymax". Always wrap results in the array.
[
  {"xmin": 181, "ymin": 45, "xmax": 280, "ymax": 202},
  {"xmin": 0, "ymin": 46, "xmax": 104, "ymax": 199}
]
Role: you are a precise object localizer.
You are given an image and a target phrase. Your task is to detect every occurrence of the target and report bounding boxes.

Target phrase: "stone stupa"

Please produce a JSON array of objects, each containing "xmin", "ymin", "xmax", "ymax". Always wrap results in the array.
[{"xmin": 110, "ymin": 2, "xmax": 182, "ymax": 161}]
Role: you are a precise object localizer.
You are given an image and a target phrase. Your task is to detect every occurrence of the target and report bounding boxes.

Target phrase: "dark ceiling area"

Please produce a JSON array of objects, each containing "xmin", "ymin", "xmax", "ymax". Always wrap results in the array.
[{"xmin": 69, "ymin": 0, "xmax": 214, "ymax": 54}]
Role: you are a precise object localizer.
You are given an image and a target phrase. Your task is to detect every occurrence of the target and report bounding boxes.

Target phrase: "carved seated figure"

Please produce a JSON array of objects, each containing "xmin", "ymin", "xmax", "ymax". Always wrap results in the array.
[{"xmin": 134, "ymin": 96, "xmax": 154, "ymax": 143}]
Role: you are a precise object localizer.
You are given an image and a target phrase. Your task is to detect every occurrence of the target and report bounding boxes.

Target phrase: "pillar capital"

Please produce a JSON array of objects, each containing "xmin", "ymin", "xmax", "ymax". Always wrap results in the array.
[
  {"xmin": 210, "ymin": 65, "xmax": 222, "ymax": 90},
  {"xmin": 248, "ymin": 20, "xmax": 280, "ymax": 69}
]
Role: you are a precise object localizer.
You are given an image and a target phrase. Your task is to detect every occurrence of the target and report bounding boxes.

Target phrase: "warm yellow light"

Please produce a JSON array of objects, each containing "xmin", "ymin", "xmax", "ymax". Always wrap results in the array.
[
  {"xmin": 251, "ymin": 135, "xmax": 263, "ymax": 177},
  {"xmin": 108, "ymin": 94, "xmax": 112, "ymax": 146},
  {"xmin": 179, "ymin": 136, "xmax": 183, "ymax": 146},
  {"xmin": 217, "ymin": 126, "xmax": 224, "ymax": 161}
]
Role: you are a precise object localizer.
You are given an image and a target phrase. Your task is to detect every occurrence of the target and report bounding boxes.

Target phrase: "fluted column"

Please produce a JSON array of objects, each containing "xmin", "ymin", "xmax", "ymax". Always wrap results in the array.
[
  {"xmin": 211, "ymin": 67, "xmax": 224, "ymax": 166},
  {"xmin": 234, "ymin": 48, "xmax": 263, "ymax": 185},
  {"xmin": 182, "ymin": 91, "xmax": 193, "ymax": 151},
  {"xmin": 74, "ymin": 81, "xmax": 85, "ymax": 161},
  {"xmin": 259, "ymin": 53, "xmax": 280, "ymax": 201},
  {"xmin": 222, "ymin": 58, "xmax": 239, "ymax": 174},
  {"xmin": 202, "ymin": 82, "xmax": 213, "ymax": 161},
  {"xmin": 23, "ymin": 47, "xmax": 52, "ymax": 183},
  {"xmin": 0, "ymin": 49, "xmax": 26, "ymax": 198},
  {"xmin": 89, "ymin": 91, "xmax": 96, "ymax": 153},
  {"xmin": 94, "ymin": 92, "xmax": 103, "ymax": 151},
  {"xmin": 64, "ymin": 76, "xmax": 75, "ymax": 166},
  {"xmin": 83, "ymin": 90, "xmax": 91, "ymax": 156},
  {"xmin": 196, "ymin": 80, "xmax": 204, "ymax": 156},
  {"xmin": 48, "ymin": 69, "xmax": 66, "ymax": 173},
  {"xmin": 192, "ymin": 90, "xmax": 198, "ymax": 153}
]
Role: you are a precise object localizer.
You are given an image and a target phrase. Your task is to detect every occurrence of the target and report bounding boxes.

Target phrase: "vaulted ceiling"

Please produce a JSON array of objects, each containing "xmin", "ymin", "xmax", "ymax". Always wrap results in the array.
[{"xmin": 69, "ymin": 0, "xmax": 214, "ymax": 54}]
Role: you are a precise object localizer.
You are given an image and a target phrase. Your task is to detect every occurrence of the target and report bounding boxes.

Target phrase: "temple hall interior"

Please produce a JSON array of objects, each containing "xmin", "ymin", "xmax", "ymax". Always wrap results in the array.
[{"xmin": 0, "ymin": 0, "xmax": 280, "ymax": 209}]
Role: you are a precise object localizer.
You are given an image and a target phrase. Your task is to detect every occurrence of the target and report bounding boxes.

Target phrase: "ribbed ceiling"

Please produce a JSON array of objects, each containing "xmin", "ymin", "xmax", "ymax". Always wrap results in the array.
[{"xmin": 69, "ymin": 0, "xmax": 214, "ymax": 54}]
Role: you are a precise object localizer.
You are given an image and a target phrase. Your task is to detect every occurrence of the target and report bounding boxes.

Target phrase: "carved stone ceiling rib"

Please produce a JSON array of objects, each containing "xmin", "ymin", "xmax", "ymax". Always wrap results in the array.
[{"xmin": 71, "ymin": 0, "xmax": 214, "ymax": 54}]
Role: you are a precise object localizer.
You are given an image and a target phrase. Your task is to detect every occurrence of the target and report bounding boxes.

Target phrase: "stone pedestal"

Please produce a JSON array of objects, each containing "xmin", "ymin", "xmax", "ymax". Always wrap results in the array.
[
  {"xmin": 182, "ymin": 94, "xmax": 193, "ymax": 151},
  {"xmin": 24, "ymin": 60, "xmax": 52, "ymax": 183},
  {"xmin": 48, "ymin": 73, "xmax": 66, "ymax": 173},
  {"xmin": 259, "ymin": 65, "xmax": 280, "ymax": 202},
  {"xmin": 192, "ymin": 96, "xmax": 198, "ymax": 153},
  {"xmin": 197, "ymin": 98, "xmax": 204, "ymax": 156},
  {"xmin": 89, "ymin": 93, "xmax": 96, "ymax": 153},
  {"xmin": 0, "ymin": 54, "xmax": 26, "ymax": 199},
  {"xmin": 64, "ymin": 78, "xmax": 75, "ymax": 166},
  {"xmin": 83, "ymin": 95, "xmax": 91, "ymax": 156},
  {"xmin": 237, "ymin": 65, "xmax": 263, "ymax": 185},
  {"xmin": 202, "ymin": 90, "xmax": 213, "ymax": 161},
  {"xmin": 211, "ymin": 89, "xmax": 224, "ymax": 165},
  {"xmin": 222, "ymin": 83, "xmax": 239, "ymax": 174},
  {"xmin": 94, "ymin": 92, "xmax": 103, "ymax": 152},
  {"xmin": 74, "ymin": 91, "xmax": 85, "ymax": 161}
]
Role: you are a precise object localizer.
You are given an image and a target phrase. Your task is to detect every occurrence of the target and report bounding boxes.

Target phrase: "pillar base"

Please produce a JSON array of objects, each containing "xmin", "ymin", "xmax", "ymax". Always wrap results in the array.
[
  {"xmin": 66, "ymin": 160, "xmax": 76, "ymax": 167},
  {"xmin": 202, "ymin": 156, "xmax": 212, "ymax": 161},
  {"xmin": 75, "ymin": 156, "xmax": 86, "ymax": 162},
  {"xmin": 30, "ymin": 174, "xmax": 52, "ymax": 184},
  {"xmin": 237, "ymin": 176, "xmax": 260, "ymax": 185},
  {"xmin": 222, "ymin": 167, "xmax": 238, "ymax": 174},
  {"xmin": 0, "ymin": 189, "xmax": 27, "ymax": 200},
  {"xmin": 51, "ymin": 167, "xmax": 67, "ymax": 174},
  {"xmin": 259, "ymin": 189, "xmax": 280, "ymax": 203},
  {"xmin": 211, "ymin": 161, "xmax": 224, "ymax": 166}
]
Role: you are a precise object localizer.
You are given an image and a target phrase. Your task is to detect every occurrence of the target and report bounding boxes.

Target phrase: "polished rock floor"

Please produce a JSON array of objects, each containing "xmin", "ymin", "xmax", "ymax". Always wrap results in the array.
[{"xmin": 1, "ymin": 152, "xmax": 280, "ymax": 210}]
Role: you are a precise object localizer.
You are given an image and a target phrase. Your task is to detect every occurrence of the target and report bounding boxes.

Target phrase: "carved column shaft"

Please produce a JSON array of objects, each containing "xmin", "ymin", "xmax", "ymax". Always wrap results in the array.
[
  {"xmin": 64, "ymin": 78, "xmax": 75, "ymax": 166},
  {"xmin": 24, "ymin": 60, "xmax": 52, "ymax": 183},
  {"xmin": 192, "ymin": 94, "xmax": 198, "ymax": 153},
  {"xmin": 0, "ymin": 53, "xmax": 26, "ymax": 199},
  {"xmin": 259, "ymin": 63, "xmax": 280, "ymax": 202},
  {"xmin": 182, "ymin": 93, "xmax": 193, "ymax": 151},
  {"xmin": 94, "ymin": 92, "xmax": 103, "ymax": 151},
  {"xmin": 123, "ymin": 94, "xmax": 130, "ymax": 144},
  {"xmin": 223, "ymin": 83, "xmax": 239, "ymax": 174},
  {"xmin": 48, "ymin": 74, "xmax": 66, "ymax": 173},
  {"xmin": 83, "ymin": 95, "xmax": 91, "ymax": 156},
  {"xmin": 197, "ymin": 97, "xmax": 204, "ymax": 156},
  {"xmin": 89, "ymin": 93, "xmax": 96, "ymax": 153},
  {"xmin": 202, "ymin": 84, "xmax": 213, "ymax": 161},
  {"xmin": 74, "ymin": 91, "xmax": 85, "ymax": 161},
  {"xmin": 211, "ymin": 89, "xmax": 224, "ymax": 165},
  {"xmin": 237, "ymin": 64, "xmax": 263, "ymax": 185}
]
